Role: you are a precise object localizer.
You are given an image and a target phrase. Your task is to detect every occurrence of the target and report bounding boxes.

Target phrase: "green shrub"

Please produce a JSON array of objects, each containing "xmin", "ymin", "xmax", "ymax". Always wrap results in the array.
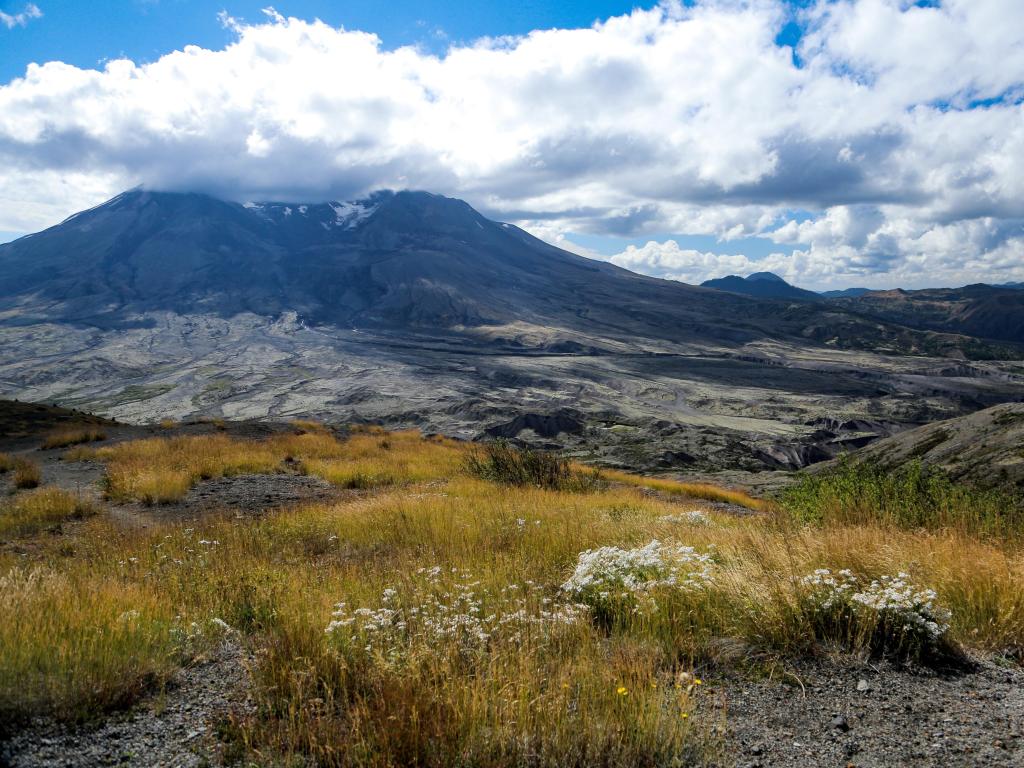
[
  {"xmin": 465, "ymin": 440, "xmax": 604, "ymax": 492},
  {"xmin": 781, "ymin": 459, "xmax": 1023, "ymax": 536}
]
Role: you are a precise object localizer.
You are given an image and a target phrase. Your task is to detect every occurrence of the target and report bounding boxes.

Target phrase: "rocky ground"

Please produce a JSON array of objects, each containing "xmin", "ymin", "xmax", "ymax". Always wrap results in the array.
[
  {"xmin": 1, "ymin": 638, "xmax": 254, "ymax": 768},
  {"xmin": 701, "ymin": 656, "xmax": 1024, "ymax": 767}
]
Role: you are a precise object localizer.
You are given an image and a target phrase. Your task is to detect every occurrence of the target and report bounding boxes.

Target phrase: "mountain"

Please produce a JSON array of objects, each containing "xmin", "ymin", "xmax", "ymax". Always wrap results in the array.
[
  {"xmin": 700, "ymin": 272, "xmax": 823, "ymax": 302},
  {"xmin": 825, "ymin": 285, "xmax": 1024, "ymax": 344},
  {"xmin": 0, "ymin": 189, "xmax": 781, "ymax": 344},
  {"xmin": 1, "ymin": 189, "xmax": 991, "ymax": 353},
  {"xmin": 2, "ymin": 188, "xmax": 1023, "ymax": 475},
  {"xmin": 819, "ymin": 287, "xmax": 871, "ymax": 298},
  {"xmin": 998, "ymin": 282, "xmax": 1024, "ymax": 290}
]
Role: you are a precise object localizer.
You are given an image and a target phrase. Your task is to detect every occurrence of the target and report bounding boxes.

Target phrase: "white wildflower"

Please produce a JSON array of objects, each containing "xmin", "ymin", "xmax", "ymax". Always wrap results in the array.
[{"xmin": 561, "ymin": 539, "xmax": 714, "ymax": 609}]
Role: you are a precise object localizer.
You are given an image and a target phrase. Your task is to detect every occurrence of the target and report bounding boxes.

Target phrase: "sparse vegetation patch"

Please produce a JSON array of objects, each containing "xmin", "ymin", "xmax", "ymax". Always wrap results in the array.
[
  {"xmin": 0, "ymin": 487, "xmax": 98, "ymax": 538},
  {"xmin": 40, "ymin": 426, "xmax": 106, "ymax": 450}
]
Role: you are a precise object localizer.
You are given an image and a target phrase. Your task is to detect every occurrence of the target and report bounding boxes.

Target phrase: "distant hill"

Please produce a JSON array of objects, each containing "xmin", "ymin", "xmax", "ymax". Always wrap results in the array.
[
  {"xmin": 819, "ymin": 287, "xmax": 871, "ymax": 299},
  {"xmin": 825, "ymin": 284, "xmax": 1024, "ymax": 344},
  {"xmin": 849, "ymin": 402, "xmax": 1024, "ymax": 493},
  {"xmin": 700, "ymin": 272, "xmax": 823, "ymax": 302}
]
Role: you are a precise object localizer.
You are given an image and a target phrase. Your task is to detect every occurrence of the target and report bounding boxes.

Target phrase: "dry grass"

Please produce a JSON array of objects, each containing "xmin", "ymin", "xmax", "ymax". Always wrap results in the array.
[
  {"xmin": 12, "ymin": 457, "xmax": 41, "ymax": 489},
  {"xmin": 62, "ymin": 445, "xmax": 100, "ymax": 462},
  {"xmin": 0, "ymin": 567, "xmax": 178, "ymax": 730},
  {"xmin": 91, "ymin": 429, "xmax": 464, "ymax": 504},
  {"xmin": 40, "ymin": 427, "xmax": 106, "ymax": 450},
  {"xmin": 0, "ymin": 452, "xmax": 14, "ymax": 473},
  {"xmin": 157, "ymin": 418, "xmax": 178, "ymax": 429},
  {"xmin": 601, "ymin": 469, "xmax": 767, "ymax": 511},
  {"xmin": 2, "ymin": 430, "xmax": 1022, "ymax": 764},
  {"xmin": 0, "ymin": 487, "xmax": 98, "ymax": 538}
]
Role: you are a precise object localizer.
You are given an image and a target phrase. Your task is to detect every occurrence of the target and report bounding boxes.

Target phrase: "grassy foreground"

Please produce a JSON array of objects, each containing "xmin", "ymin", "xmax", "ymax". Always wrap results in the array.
[{"xmin": 1, "ymin": 428, "xmax": 1023, "ymax": 766}]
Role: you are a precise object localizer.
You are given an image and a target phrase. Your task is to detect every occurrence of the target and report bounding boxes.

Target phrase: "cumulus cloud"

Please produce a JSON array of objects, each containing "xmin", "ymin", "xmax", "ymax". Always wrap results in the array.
[
  {"xmin": 0, "ymin": 0, "xmax": 1022, "ymax": 287},
  {"xmin": 0, "ymin": 2, "xmax": 41, "ymax": 29}
]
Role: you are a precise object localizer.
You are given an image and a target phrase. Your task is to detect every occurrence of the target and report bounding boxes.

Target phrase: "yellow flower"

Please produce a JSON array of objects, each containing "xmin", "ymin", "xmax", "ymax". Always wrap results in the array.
[
  {"xmin": 695, "ymin": 679, "xmax": 703, "ymax": 685},
  {"xmin": 616, "ymin": 686, "xmax": 628, "ymax": 696},
  {"xmin": 681, "ymin": 712, "xmax": 689, "ymax": 719}
]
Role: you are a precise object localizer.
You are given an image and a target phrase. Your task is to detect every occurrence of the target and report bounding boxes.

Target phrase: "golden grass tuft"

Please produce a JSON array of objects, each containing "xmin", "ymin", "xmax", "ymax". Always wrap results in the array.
[
  {"xmin": 0, "ymin": 452, "xmax": 14, "ymax": 473},
  {"xmin": 158, "ymin": 418, "xmax": 178, "ymax": 429},
  {"xmin": 40, "ymin": 427, "xmax": 106, "ymax": 450},
  {"xmin": 12, "ymin": 457, "xmax": 41, "ymax": 489},
  {"xmin": 62, "ymin": 445, "xmax": 100, "ymax": 462},
  {"xmin": 0, "ymin": 567, "xmax": 178, "ymax": 731},
  {"xmin": 601, "ymin": 469, "xmax": 767, "ymax": 511},
  {"xmin": 0, "ymin": 487, "xmax": 98, "ymax": 538}
]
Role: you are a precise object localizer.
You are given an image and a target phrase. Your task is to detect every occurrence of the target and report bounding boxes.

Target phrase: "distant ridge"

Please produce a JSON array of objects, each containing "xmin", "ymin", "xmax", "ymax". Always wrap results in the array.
[
  {"xmin": 820, "ymin": 287, "xmax": 871, "ymax": 298},
  {"xmin": 701, "ymin": 272, "xmax": 822, "ymax": 302}
]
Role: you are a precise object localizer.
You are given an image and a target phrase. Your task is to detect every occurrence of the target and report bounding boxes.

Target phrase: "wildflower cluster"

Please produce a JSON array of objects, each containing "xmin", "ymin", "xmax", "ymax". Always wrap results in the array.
[
  {"xmin": 799, "ymin": 568, "xmax": 952, "ymax": 658},
  {"xmin": 801, "ymin": 568, "xmax": 858, "ymax": 610},
  {"xmin": 852, "ymin": 573, "xmax": 951, "ymax": 644},
  {"xmin": 325, "ymin": 567, "xmax": 586, "ymax": 660},
  {"xmin": 561, "ymin": 540, "xmax": 714, "ymax": 615}
]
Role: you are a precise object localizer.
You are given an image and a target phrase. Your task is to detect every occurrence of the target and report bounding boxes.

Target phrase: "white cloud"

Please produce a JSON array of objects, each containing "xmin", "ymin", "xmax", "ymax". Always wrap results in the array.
[
  {"xmin": 0, "ymin": 2, "xmax": 41, "ymax": 29},
  {"xmin": 0, "ymin": 0, "xmax": 1022, "ymax": 287}
]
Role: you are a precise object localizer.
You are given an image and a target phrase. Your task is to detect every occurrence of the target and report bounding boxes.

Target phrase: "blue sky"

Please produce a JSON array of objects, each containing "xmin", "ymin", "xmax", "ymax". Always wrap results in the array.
[
  {"xmin": 1, "ymin": 0, "xmax": 1022, "ymax": 289},
  {"xmin": 0, "ymin": 1, "xmax": 656, "ymax": 83}
]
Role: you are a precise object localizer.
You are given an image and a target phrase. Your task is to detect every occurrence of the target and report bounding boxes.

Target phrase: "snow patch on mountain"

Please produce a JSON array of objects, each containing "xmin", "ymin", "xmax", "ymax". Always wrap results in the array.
[{"xmin": 329, "ymin": 201, "xmax": 379, "ymax": 229}]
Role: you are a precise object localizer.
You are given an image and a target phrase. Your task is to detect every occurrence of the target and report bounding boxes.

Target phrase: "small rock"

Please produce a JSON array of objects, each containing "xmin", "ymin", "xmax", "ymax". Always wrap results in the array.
[
  {"xmin": 856, "ymin": 679, "xmax": 870, "ymax": 692},
  {"xmin": 832, "ymin": 715, "xmax": 850, "ymax": 732}
]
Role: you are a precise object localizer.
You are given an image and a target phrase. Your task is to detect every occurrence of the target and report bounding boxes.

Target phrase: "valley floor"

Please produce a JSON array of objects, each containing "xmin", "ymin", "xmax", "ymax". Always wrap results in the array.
[
  {"xmin": 1, "ymin": 409, "xmax": 1023, "ymax": 767},
  {"xmin": 4, "ymin": 312, "xmax": 1024, "ymax": 474}
]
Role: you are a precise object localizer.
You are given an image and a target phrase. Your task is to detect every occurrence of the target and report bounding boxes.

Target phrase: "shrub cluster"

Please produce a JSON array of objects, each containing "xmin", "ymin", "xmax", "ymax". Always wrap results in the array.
[
  {"xmin": 561, "ymin": 539, "xmax": 714, "ymax": 623},
  {"xmin": 800, "ymin": 568, "xmax": 957, "ymax": 664},
  {"xmin": 465, "ymin": 440, "xmax": 603, "ymax": 492},
  {"xmin": 781, "ymin": 458, "xmax": 1022, "ymax": 536}
]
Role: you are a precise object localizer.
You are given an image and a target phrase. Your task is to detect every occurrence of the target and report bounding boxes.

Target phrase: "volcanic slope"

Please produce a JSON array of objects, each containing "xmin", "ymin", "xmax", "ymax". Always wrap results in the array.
[{"xmin": 2, "ymin": 189, "xmax": 1023, "ymax": 472}]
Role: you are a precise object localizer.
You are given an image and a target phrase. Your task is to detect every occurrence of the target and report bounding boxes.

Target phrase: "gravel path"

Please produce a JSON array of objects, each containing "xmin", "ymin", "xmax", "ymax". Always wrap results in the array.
[
  {"xmin": 1, "ymin": 639, "xmax": 253, "ymax": 768},
  {"xmin": 702, "ymin": 656, "xmax": 1024, "ymax": 767}
]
